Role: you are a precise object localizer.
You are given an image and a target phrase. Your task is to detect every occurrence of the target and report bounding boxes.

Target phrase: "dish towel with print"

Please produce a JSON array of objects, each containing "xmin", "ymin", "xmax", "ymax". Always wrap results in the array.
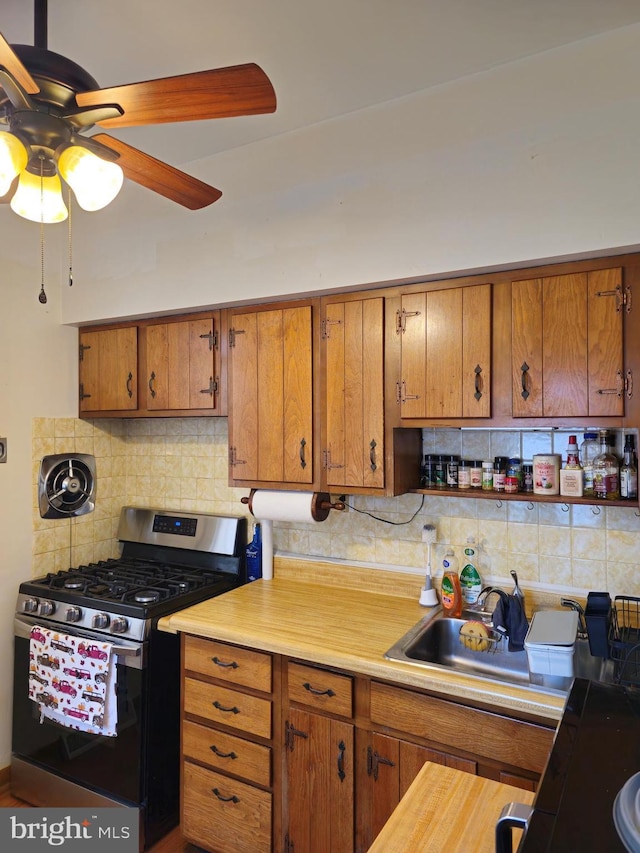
[
  {"xmin": 491, "ymin": 592, "xmax": 529, "ymax": 652},
  {"xmin": 28, "ymin": 625, "xmax": 118, "ymax": 737}
]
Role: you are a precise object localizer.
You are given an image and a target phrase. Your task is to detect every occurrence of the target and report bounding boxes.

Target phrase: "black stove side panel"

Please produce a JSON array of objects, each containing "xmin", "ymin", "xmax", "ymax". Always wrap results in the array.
[{"xmin": 142, "ymin": 628, "xmax": 181, "ymax": 847}]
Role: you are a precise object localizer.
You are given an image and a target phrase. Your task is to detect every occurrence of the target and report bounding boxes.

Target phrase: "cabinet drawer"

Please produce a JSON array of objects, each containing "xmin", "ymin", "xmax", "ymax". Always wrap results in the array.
[
  {"xmin": 184, "ymin": 635, "xmax": 272, "ymax": 693},
  {"xmin": 184, "ymin": 678, "xmax": 272, "ymax": 739},
  {"xmin": 183, "ymin": 761, "xmax": 272, "ymax": 853},
  {"xmin": 183, "ymin": 720, "xmax": 271, "ymax": 787},
  {"xmin": 370, "ymin": 681, "xmax": 554, "ymax": 774},
  {"xmin": 288, "ymin": 662, "xmax": 353, "ymax": 717}
]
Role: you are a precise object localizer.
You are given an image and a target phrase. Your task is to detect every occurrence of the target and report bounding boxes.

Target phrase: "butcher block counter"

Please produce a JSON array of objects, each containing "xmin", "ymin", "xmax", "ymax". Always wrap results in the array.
[{"xmin": 162, "ymin": 557, "xmax": 565, "ymax": 722}]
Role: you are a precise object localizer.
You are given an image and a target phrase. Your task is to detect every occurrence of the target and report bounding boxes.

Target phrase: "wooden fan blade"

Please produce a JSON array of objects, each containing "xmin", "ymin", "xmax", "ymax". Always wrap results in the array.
[
  {"xmin": 0, "ymin": 32, "xmax": 39, "ymax": 94},
  {"xmin": 92, "ymin": 133, "xmax": 222, "ymax": 209},
  {"xmin": 77, "ymin": 63, "xmax": 276, "ymax": 128}
]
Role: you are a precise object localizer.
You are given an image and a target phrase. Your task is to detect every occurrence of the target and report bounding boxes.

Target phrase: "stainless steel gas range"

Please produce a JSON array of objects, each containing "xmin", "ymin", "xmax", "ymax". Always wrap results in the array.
[{"xmin": 12, "ymin": 505, "xmax": 247, "ymax": 850}]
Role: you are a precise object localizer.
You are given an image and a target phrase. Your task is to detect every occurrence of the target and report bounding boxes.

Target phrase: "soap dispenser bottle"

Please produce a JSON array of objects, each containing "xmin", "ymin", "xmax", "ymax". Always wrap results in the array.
[
  {"xmin": 459, "ymin": 537, "xmax": 482, "ymax": 605},
  {"xmin": 441, "ymin": 549, "xmax": 462, "ymax": 617},
  {"xmin": 246, "ymin": 523, "xmax": 262, "ymax": 582}
]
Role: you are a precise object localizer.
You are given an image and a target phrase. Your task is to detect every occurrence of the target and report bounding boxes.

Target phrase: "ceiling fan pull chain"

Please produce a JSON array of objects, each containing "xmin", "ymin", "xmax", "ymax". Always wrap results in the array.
[
  {"xmin": 68, "ymin": 188, "xmax": 73, "ymax": 287},
  {"xmin": 38, "ymin": 154, "xmax": 47, "ymax": 304}
]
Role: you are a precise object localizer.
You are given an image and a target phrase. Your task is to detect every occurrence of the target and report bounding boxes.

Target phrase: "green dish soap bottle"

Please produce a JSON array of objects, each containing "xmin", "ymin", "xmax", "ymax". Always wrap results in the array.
[{"xmin": 460, "ymin": 536, "xmax": 482, "ymax": 605}]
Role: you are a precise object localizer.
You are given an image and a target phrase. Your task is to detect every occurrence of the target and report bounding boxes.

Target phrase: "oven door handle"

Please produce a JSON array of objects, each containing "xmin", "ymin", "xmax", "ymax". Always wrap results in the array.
[{"xmin": 14, "ymin": 616, "xmax": 144, "ymax": 669}]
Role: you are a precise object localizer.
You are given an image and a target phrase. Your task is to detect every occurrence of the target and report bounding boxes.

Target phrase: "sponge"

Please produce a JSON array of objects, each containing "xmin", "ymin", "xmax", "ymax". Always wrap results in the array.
[{"xmin": 459, "ymin": 620, "xmax": 491, "ymax": 652}]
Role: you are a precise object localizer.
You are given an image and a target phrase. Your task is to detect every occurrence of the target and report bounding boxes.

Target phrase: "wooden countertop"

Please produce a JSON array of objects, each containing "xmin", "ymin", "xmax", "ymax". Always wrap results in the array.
[
  {"xmin": 161, "ymin": 560, "xmax": 566, "ymax": 722},
  {"xmin": 368, "ymin": 761, "xmax": 534, "ymax": 853}
]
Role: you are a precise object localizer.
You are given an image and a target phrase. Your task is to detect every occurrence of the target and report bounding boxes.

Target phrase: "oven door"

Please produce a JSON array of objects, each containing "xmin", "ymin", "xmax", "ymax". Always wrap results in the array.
[{"xmin": 12, "ymin": 614, "xmax": 145, "ymax": 806}]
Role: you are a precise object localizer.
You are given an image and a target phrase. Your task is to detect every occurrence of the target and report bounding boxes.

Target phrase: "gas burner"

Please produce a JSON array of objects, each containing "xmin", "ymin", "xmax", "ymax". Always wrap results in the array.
[
  {"xmin": 133, "ymin": 590, "xmax": 161, "ymax": 605},
  {"xmin": 62, "ymin": 576, "xmax": 86, "ymax": 591}
]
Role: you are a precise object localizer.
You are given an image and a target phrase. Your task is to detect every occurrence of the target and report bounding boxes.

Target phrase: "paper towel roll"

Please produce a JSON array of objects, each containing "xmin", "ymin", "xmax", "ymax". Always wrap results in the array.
[{"xmin": 246, "ymin": 490, "xmax": 330, "ymax": 523}]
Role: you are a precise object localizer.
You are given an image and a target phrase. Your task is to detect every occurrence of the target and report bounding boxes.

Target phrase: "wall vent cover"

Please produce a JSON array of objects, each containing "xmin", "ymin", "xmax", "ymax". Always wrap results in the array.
[{"xmin": 38, "ymin": 454, "xmax": 96, "ymax": 519}]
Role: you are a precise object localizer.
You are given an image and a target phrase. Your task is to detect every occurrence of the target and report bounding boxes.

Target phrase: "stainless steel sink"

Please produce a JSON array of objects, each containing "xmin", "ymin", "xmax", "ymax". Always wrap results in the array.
[{"xmin": 384, "ymin": 609, "xmax": 614, "ymax": 695}]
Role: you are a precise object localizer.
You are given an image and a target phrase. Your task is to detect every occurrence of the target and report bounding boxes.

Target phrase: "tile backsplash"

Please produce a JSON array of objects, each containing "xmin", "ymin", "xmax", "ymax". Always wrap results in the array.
[{"xmin": 32, "ymin": 418, "xmax": 640, "ymax": 599}]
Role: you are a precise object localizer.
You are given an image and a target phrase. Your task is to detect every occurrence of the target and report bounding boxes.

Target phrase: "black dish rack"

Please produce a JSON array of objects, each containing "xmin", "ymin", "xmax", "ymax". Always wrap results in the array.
[{"xmin": 608, "ymin": 596, "xmax": 640, "ymax": 687}]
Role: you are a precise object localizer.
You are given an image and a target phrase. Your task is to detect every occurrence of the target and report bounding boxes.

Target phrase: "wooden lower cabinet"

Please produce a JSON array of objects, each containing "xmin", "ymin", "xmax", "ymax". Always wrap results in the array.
[
  {"xmin": 181, "ymin": 636, "xmax": 276, "ymax": 853},
  {"xmin": 181, "ymin": 642, "xmax": 555, "ymax": 853}
]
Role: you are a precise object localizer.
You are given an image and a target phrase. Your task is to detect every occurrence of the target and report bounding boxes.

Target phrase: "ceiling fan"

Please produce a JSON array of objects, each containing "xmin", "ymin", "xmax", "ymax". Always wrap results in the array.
[{"xmin": 0, "ymin": 0, "xmax": 276, "ymax": 217}]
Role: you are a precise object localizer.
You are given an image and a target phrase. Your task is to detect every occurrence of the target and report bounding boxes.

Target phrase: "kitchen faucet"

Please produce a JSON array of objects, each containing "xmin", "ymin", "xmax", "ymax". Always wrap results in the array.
[{"xmin": 560, "ymin": 598, "xmax": 588, "ymax": 640}]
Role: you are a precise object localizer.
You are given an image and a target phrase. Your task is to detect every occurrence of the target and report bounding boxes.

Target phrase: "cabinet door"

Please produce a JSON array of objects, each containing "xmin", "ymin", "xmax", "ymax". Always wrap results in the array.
[
  {"xmin": 146, "ymin": 316, "xmax": 221, "ymax": 411},
  {"xmin": 361, "ymin": 732, "xmax": 477, "ymax": 848},
  {"xmin": 324, "ymin": 297, "xmax": 384, "ymax": 490},
  {"xmin": 512, "ymin": 268, "xmax": 624, "ymax": 417},
  {"xmin": 399, "ymin": 284, "xmax": 491, "ymax": 419},
  {"xmin": 285, "ymin": 707, "xmax": 354, "ymax": 853},
  {"xmin": 229, "ymin": 304, "xmax": 314, "ymax": 485},
  {"xmin": 79, "ymin": 327, "xmax": 137, "ymax": 412}
]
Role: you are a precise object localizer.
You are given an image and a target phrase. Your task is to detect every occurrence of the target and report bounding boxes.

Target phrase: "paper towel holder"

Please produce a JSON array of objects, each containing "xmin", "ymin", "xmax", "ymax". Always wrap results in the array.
[{"xmin": 241, "ymin": 490, "xmax": 345, "ymax": 522}]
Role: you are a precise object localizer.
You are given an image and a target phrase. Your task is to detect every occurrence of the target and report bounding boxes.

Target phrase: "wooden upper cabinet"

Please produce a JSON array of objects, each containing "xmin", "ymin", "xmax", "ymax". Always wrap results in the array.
[
  {"xmin": 145, "ymin": 315, "xmax": 223, "ymax": 412},
  {"xmin": 323, "ymin": 297, "xmax": 384, "ymax": 491},
  {"xmin": 398, "ymin": 283, "xmax": 491, "ymax": 420},
  {"xmin": 512, "ymin": 268, "xmax": 625, "ymax": 418},
  {"xmin": 228, "ymin": 303, "xmax": 314, "ymax": 486},
  {"xmin": 79, "ymin": 327, "xmax": 137, "ymax": 412}
]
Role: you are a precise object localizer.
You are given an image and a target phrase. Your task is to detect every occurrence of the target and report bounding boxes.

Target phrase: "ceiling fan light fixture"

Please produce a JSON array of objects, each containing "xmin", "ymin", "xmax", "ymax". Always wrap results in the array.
[
  {"xmin": 10, "ymin": 166, "xmax": 68, "ymax": 223},
  {"xmin": 57, "ymin": 144, "xmax": 123, "ymax": 211},
  {"xmin": 0, "ymin": 131, "xmax": 28, "ymax": 195}
]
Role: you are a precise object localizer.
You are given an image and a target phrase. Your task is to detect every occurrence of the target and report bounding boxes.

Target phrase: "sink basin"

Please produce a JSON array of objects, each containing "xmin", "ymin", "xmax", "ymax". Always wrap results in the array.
[{"xmin": 384, "ymin": 610, "xmax": 615, "ymax": 695}]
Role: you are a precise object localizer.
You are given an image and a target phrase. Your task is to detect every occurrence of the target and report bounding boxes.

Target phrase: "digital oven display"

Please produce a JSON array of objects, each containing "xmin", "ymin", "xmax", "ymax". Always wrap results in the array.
[{"xmin": 152, "ymin": 514, "xmax": 198, "ymax": 537}]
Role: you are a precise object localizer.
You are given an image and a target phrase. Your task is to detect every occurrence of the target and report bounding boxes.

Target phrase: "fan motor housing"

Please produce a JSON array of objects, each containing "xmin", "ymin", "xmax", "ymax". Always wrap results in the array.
[{"xmin": 38, "ymin": 453, "xmax": 96, "ymax": 519}]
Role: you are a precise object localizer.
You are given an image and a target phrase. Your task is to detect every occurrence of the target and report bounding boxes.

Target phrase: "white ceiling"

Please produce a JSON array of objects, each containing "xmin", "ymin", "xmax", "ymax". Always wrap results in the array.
[{"xmin": 3, "ymin": 0, "xmax": 640, "ymax": 172}]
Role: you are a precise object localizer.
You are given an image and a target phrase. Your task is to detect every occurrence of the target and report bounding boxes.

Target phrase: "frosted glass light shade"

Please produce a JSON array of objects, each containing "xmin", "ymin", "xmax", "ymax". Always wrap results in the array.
[
  {"xmin": 58, "ymin": 145, "xmax": 123, "ymax": 211},
  {"xmin": 10, "ymin": 170, "xmax": 68, "ymax": 223},
  {"xmin": 0, "ymin": 132, "xmax": 28, "ymax": 195}
]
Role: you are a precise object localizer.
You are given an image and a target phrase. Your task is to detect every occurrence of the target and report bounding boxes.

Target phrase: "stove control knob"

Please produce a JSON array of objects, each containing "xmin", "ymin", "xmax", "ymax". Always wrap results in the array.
[
  {"xmin": 111, "ymin": 616, "xmax": 128, "ymax": 634},
  {"xmin": 65, "ymin": 606, "xmax": 82, "ymax": 623},
  {"xmin": 22, "ymin": 597, "xmax": 39, "ymax": 614},
  {"xmin": 37, "ymin": 599, "xmax": 55, "ymax": 617},
  {"xmin": 92, "ymin": 613, "xmax": 110, "ymax": 630}
]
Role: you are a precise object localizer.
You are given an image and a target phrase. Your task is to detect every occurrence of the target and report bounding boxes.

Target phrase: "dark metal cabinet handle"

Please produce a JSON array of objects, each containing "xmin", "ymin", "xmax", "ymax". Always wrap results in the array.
[
  {"xmin": 299, "ymin": 438, "xmax": 307, "ymax": 469},
  {"xmin": 126, "ymin": 372, "xmax": 133, "ymax": 399},
  {"xmin": 520, "ymin": 362, "xmax": 530, "ymax": 400},
  {"xmin": 337, "ymin": 740, "xmax": 346, "ymax": 781},
  {"xmin": 285, "ymin": 720, "xmax": 309, "ymax": 751},
  {"xmin": 302, "ymin": 682, "xmax": 335, "ymax": 697},
  {"xmin": 210, "ymin": 744, "xmax": 237, "ymax": 760},
  {"xmin": 211, "ymin": 787, "xmax": 239, "ymax": 804},
  {"xmin": 369, "ymin": 439, "xmax": 377, "ymax": 472},
  {"xmin": 474, "ymin": 364, "xmax": 483, "ymax": 401},
  {"xmin": 213, "ymin": 700, "xmax": 240, "ymax": 714},
  {"xmin": 211, "ymin": 656, "xmax": 239, "ymax": 670},
  {"xmin": 148, "ymin": 371, "xmax": 156, "ymax": 398}
]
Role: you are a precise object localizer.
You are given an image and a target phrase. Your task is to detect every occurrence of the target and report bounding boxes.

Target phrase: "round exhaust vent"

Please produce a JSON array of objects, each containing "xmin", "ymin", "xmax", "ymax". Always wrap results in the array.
[{"xmin": 38, "ymin": 453, "xmax": 96, "ymax": 519}]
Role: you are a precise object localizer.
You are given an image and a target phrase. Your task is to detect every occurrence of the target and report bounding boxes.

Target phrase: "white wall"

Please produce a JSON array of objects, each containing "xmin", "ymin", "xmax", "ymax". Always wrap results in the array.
[{"xmin": 2, "ymin": 24, "xmax": 640, "ymax": 768}]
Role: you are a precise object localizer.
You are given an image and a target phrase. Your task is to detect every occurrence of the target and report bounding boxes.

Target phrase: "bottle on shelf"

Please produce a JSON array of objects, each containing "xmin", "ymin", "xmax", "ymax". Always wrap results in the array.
[
  {"xmin": 593, "ymin": 429, "xmax": 620, "ymax": 500},
  {"xmin": 565, "ymin": 435, "xmax": 581, "ymax": 468},
  {"xmin": 580, "ymin": 432, "xmax": 599, "ymax": 496},
  {"xmin": 620, "ymin": 434, "xmax": 638, "ymax": 501}
]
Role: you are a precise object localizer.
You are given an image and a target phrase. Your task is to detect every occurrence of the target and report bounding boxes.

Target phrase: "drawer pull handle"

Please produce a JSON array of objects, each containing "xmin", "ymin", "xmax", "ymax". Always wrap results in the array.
[
  {"xmin": 213, "ymin": 701, "xmax": 240, "ymax": 715},
  {"xmin": 211, "ymin": 656, "xmax": 239, "ymax": 669},
  {"xmin": 303, "ymin": 682, "xmax": 336, "ymax": 697},
  {"xmin": 210, "ymin": 745, "xmax": 238, "ymax": 760},
  {"xmin": 211, "ymin": 787, "xmax": 240, "ymax": 804}
]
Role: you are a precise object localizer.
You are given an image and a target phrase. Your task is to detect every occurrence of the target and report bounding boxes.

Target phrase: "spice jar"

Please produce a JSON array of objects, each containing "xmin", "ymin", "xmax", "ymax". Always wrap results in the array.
[
  {"xmin": 470, "ymin": 460, "xmax": 483, "ymax": 489},
  {"xmin": 420, "ymin": 454, "xmax": 435, "ymax": 488},
  {"xmin": 522, "ymin": 463, "xmax": 534, "ymax": 493},
  {"xmin": 458, "ymin": 460, "xmax": 471, "ymax": 490},
  {"xmin": 493, "ymin": 456, "xmax": 508, "ymax": 492},
  {"xmin": 434, "ymin": 455, "xmax": 447, "ymax": 489},
  {"xmin": 446, "ymin": 455, "xmax": 459, "ymax": 488},
  {"xmin": 481, "ymin": 461, "xmax": 494, "ymax": 491}
]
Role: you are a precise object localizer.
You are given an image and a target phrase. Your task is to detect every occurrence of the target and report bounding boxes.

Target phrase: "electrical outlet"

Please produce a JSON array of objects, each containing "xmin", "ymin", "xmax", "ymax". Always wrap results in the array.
[{"xmin": 0, "ymin": 438, "xmax": 6, "ymax": 463}]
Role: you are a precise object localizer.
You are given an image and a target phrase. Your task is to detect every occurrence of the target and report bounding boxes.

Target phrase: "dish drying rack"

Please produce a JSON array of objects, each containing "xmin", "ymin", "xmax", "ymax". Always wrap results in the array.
[
  {"xmin": 609, "ymin": 596, "xmax": 640, "ymax": 687},
  {"xmin": 458, "ymin": 624, "xmax": 505, "ymax": 654}
]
